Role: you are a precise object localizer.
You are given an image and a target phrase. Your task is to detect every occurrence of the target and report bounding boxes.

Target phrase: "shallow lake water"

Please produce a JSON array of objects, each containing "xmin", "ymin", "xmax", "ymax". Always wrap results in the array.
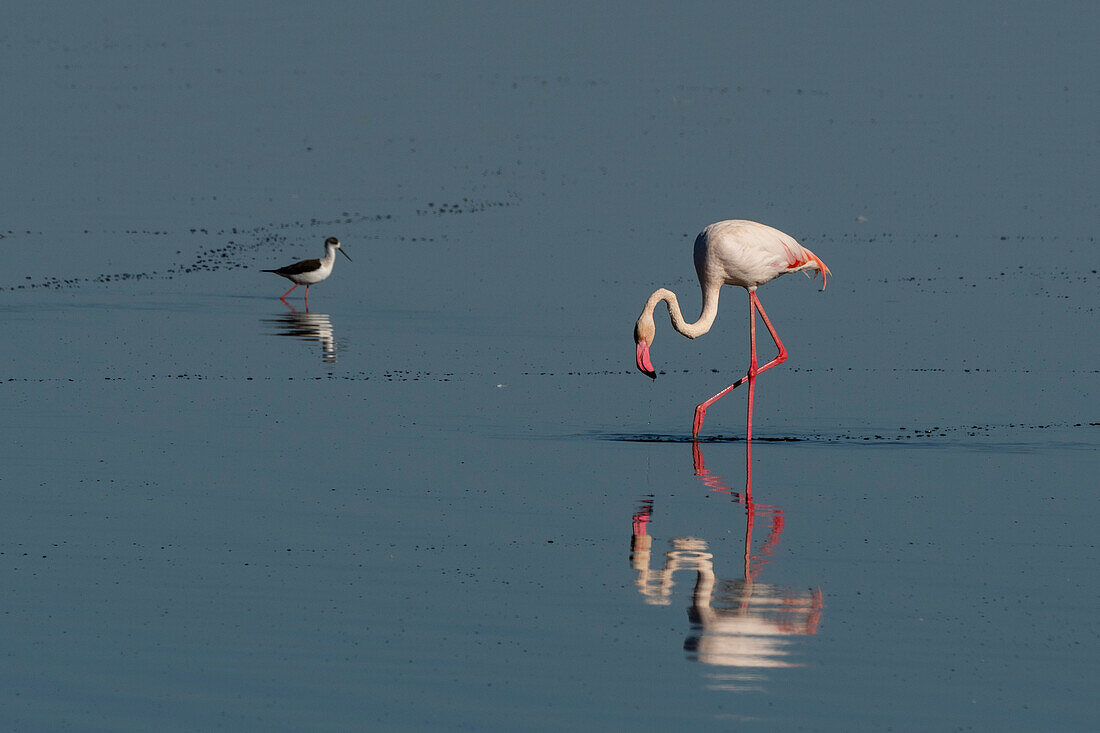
[{"xmin": 1, "ymin": 3, "xmax": 1097, "ymax": 730}]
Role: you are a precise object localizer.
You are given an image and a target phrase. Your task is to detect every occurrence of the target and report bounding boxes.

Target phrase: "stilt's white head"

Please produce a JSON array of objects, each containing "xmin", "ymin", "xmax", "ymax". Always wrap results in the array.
[{"xmin": 326, "ymin": 236, "xmax": 352, "ymax": 261}]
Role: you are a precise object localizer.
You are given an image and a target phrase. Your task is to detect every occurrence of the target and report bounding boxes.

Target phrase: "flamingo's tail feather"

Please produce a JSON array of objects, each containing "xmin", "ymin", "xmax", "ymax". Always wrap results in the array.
[{"xmin": 801, "ymin": 246, "xmax": 831, "ymax": 291}]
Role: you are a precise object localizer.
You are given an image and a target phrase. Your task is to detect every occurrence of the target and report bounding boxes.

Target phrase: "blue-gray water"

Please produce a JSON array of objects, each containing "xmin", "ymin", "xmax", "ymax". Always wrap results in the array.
[{"xmin": 1, "ymin": 3, "xmax": 1097, "ymax": 730}]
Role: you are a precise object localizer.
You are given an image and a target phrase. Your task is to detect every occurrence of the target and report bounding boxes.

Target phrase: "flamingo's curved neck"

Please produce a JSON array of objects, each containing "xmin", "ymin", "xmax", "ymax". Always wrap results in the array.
[{"xmin": 647, "ymin": 283, "xmax": 720, "ymax": 340}]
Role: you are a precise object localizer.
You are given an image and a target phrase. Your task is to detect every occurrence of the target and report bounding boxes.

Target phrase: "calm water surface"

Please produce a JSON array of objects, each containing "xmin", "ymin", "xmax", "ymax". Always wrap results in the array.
[{"xmin": 1, "ymin": 2, "xmax": 1097, "ymax": 730}]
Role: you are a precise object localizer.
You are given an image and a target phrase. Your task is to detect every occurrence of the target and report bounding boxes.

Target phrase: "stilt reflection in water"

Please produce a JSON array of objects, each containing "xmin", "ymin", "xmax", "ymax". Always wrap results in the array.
[
  {"xmin": 629, "ymin": 442, "xmax": 823, "ymax": 692},
  {"xmin": 262, "ymin": 302, "xmax": 338, "ymax": 363}
]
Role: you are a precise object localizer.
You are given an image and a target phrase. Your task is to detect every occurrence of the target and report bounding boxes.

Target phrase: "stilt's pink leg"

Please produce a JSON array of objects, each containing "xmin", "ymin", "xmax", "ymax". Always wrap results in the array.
[
  {"xmin": 691, "ymin": 291, "xmax": 788, "ymax": 439},
  {"xmin": 280, "ymin": 283, "xmax": 298, "ymax": 300},
  {"xmin": 303, "ymin": 285, "xmax": 310, "ymax": 303}
]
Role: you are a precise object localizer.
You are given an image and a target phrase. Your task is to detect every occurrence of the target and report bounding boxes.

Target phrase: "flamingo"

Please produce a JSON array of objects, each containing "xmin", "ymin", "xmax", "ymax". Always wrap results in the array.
[{"xmin": 633, "ymin": 220, "xmax": 830, "ymax": 439}]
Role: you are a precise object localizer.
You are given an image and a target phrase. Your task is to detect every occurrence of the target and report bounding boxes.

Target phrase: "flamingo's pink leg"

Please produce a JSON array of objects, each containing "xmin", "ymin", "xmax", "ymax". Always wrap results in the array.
[
  {"xmin": 691, "ymin": 291, "xmax": 788, "ymax": 439},
  {"xmin": 745, "ymin": 304, "xmax": 757, "ymax": 483},
  {"xmin": 748, "ymin": 291, "xmax": 788, "ymax": 376},
  {"xmin": 280, "ymin": 283, "xmax": 299, "ymax": 300}
]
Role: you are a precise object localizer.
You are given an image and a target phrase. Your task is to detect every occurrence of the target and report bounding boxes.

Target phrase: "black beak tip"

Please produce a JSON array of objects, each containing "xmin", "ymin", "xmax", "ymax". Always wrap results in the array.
[{"xmin": 644, "ymin": 369, "xmax": 657, "ymax": 381}]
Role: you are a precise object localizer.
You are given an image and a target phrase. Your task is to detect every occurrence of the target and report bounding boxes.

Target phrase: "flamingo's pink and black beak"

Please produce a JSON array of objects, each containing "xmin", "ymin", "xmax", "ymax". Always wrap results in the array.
[{"xmin": 636, "ymin": 340, "xmax": 656, "ymax": 380}]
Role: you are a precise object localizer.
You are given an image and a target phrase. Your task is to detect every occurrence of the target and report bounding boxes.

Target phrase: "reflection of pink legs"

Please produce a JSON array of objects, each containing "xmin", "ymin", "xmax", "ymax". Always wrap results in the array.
[
  {"xmin": 692, "ymin": 442, "xmax": 785, "ymax": 579},
  {"xmin": 692, "ymin": 291, "xmax": 788, "ymax": 440},
  {"xmin": 692, "ymin": 441, "xmax": 707, "ymax": 477},
  {"xmin": 631, "ymin": 499, "xmax": 653, "ymax": 559},
  {"xmin": 803, "ymin": 589, "xmax": 825, "ymax": 633},
  {"xmin": 693, "ymin": 439, "xmax": 751, "ymax": 499}
]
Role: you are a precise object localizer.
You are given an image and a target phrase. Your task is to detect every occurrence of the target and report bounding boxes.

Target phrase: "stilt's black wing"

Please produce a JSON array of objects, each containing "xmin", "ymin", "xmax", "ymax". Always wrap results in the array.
[{"xmin": 264, "ymin": 258, "xmax": 321, "ymax": 277}]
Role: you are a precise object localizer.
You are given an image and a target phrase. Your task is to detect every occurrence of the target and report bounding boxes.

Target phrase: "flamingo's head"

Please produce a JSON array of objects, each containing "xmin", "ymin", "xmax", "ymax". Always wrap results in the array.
[{"xmin": 634, "ymin": 313, "xmax": 657, "ymax": 380}]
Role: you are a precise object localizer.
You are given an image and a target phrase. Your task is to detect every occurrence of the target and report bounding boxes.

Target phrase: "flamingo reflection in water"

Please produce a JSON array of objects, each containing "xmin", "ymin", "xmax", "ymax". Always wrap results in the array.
[
  {"xmin": 262, "ymin": 301, "xmax": 339, "ymax": 363},
  {"xmin": 630, "ymin": 443, "xmax": 822, "ymax": 690}
]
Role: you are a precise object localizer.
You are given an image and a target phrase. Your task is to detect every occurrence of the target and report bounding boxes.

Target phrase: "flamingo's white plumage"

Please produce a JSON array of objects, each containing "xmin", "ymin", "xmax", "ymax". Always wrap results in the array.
[{"xmin": 634, "ymin": 220, "xmax": 830, "ymax": 439}]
